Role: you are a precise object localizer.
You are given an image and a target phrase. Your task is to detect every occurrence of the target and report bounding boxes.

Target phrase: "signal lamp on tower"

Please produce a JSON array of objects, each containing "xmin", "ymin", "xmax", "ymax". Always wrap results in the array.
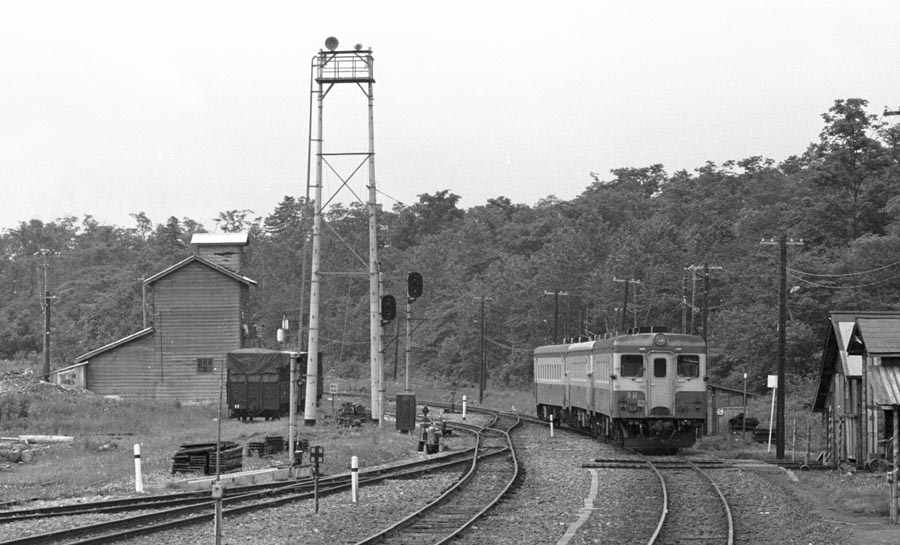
[
  {"xmin": 407, "ymin": 272, "xmax": 423, "ymax": 300},
  {"xmin": 380, "ymin": 295, "xmax": 397, "ymax": 322},
  {"xmin": 324, "ymin": 36, "xmax": 339, "ymax": 51}
]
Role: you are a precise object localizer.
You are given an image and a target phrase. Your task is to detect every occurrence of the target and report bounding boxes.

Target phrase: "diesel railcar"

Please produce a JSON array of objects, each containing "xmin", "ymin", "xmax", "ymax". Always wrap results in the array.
[{"xmin": 534, "ymin": 327, "xmax": 707, "ymax": 451}]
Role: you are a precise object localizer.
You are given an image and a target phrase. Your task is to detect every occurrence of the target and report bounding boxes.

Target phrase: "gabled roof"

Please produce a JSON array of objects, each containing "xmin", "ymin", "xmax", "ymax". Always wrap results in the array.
[
  {"xmin": 143, "ymin": 255, "xmax": 257, "ymax": 287},
  {"xmin": 74, "ymin": 327, "xmax": 154, "ymax": 363},
  {"xmin": 846, "ymin": 315, "xmax": 900, "ymax": 407},
  {"xmin": 851, "ymin": 317, "xmax": 900, "ymax": 354},
  {"xmin": 812, "ymin": 310, "xmax": 900, "ymax": 412}
]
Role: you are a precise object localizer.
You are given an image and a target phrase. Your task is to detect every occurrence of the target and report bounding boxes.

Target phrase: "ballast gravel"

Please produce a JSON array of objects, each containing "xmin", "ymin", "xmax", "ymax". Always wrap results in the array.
[{"xmin": 1, "ymin": 424, "xmax": 854, "ymax": 545}]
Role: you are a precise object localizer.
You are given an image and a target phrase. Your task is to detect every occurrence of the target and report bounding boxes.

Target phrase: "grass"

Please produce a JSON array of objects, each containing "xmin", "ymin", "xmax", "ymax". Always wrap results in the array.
[
  {"xmin": 0, "ymin": 376, "xmax": 424, "ymax": 502},
  {"xmin": 691, "ymin": 427, "xmax": 897, "ymax": 519}
]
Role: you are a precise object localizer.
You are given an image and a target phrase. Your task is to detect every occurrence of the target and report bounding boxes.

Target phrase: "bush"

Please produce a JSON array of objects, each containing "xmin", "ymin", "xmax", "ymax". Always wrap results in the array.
[{"xmin": 0, "ymin": 392, "xmax": 32, "ymax": 427}]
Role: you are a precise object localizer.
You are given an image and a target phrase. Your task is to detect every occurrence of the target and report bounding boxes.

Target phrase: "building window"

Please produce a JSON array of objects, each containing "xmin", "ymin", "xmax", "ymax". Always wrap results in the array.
[
  {"xmin": 197, "ymin": 358, "xmax": 214, "ymax": 373},
  {"xmin": 883, "ymin": 356, "xmax": 900, "ymax": 367}
]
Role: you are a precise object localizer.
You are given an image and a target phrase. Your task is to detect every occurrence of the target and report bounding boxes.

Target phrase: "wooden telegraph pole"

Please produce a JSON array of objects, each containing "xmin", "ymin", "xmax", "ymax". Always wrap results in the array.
[
  {"xmin": 761, "ymin": 235, "xmax": 803, "ymax": 459},
  {"xmin": 612, "ymin": 278, "xmax": 641, "ymax": 332}
]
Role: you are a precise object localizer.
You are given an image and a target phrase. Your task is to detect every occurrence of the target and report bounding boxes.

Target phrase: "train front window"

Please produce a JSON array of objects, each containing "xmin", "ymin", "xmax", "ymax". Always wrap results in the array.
[
  {"xmin": 677, "ymin": 355, "xmax": 700, "ymax": 378},
  {"xmin": 620, "ymin": 355, "xmax": 644, "ymax": 378},
  {"xmin": 653, "ymin": 358, "xmax": 667, "ymax": 378}
]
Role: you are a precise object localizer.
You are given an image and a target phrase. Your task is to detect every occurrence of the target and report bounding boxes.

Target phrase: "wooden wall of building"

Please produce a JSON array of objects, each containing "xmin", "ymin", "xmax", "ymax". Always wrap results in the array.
[{"xmin": 87, "ymin": 261, "xmax": 248, "ymax": 402}]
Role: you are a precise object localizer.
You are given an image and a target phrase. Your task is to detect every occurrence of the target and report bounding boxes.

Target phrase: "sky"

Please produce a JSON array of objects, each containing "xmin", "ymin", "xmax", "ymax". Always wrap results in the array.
[{"xmin": 2, "ymin": 1, "xmax": 899, "ymax": 233}]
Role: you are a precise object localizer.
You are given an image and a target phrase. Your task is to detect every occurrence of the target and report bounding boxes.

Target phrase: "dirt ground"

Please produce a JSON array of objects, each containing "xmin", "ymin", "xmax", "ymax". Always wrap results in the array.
[{"xmin": 784, "ymin": 470, "xmax": 899, "ymax": 545}]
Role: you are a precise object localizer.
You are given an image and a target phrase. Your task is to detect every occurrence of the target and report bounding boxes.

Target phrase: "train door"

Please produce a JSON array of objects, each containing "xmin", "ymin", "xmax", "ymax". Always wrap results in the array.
[{"xmin": 648, "ymin": 353, "xmax": 673, "ymax": 415}]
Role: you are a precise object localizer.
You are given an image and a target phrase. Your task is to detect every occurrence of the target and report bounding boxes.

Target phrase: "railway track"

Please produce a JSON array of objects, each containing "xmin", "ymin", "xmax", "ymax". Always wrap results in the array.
[
  {"xmin": 644, "ymin": 455, "xmax": 734, "ymax": 545},
  {"xmin": 578, "ymin": 453, "xmax": 735, "ymax": 544},
  {"xmin": 351, "ymin": 412, "xmax": 521, "ymax": 545},
  {"xmin": 0, "ymin": 434, "xmax": 487, "ymax": 545}
]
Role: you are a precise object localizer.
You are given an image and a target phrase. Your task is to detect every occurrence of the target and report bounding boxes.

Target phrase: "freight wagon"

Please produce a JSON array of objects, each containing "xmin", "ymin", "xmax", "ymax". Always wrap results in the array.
[{"xmin": 226, "ymin": 348, "xmax": 323, "ymax": 421}]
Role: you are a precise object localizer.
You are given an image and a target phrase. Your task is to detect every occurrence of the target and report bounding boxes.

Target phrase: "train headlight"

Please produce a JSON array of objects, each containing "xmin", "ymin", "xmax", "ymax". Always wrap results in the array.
[{"xmin": 653, "ymin": 333, "xmax": 667, "ymax": 346}]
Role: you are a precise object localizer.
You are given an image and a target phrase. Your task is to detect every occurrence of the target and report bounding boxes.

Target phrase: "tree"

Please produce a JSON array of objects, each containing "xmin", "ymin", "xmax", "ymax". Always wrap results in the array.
[{"xmin": 800, "ymin": 98, "xmax": 895, "ymax": 242}]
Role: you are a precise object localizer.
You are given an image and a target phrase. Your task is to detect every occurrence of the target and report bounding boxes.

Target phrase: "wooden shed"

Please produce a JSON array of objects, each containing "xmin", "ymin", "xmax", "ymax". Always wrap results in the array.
[
  {"xmin": 73, "ymin": 234, "xmax": 257, "ymax": 402},
  {"xmin": 812, "ymin": 310, "xmax": 900, "ymax": 466},
  {"xmin": 707, "ymin": 383, "xmax": 761, "ymax": 435},
  {"xmin": 844, "ymin": 316, "xmax": 900, "ymax": 523}
]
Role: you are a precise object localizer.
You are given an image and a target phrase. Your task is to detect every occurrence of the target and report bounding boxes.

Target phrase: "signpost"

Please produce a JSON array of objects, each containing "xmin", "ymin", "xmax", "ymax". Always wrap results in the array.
[{"xmin": 767, "ymin": 375, "xmax": 778, "ymax": 453}]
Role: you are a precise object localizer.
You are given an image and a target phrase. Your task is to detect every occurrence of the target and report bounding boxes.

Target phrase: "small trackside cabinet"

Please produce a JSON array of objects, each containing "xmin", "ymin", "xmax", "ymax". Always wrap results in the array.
[{"xmin": 395, "ymin": 393, "xmax": 417, "ymax": 432}]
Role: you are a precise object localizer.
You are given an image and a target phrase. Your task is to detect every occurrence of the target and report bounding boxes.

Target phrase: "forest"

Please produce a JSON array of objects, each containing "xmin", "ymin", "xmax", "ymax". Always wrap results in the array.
[{"xmin": 2, "ymin": 98, "xmax": 900, "ymax": 401}]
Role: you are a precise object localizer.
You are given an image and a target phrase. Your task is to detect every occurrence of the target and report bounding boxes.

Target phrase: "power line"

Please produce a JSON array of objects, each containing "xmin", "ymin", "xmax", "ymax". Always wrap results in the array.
[
  {"xmin": 788, "ymin": 271, "xmax": 900, "ymax": 290},
  {"xmin": 788, "ymin": 260, "xmax": 900, "ymax": 278}
]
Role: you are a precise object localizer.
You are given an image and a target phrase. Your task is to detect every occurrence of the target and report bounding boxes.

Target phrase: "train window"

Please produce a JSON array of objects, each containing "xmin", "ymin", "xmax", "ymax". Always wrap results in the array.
[
  {"xmin": 653, "ymin": 358, "xmax": 667, "ymax": 378},
  {"xmin": 620, "ymin": 355, "xmax": 644, "ymax": 377},
  {"xmin": 196, "ymin": 358, "xmax": 213, "ymax": 373},
  {"xmin": 677, "ymin": 355, "xmax": 700, "ymax": 378}
]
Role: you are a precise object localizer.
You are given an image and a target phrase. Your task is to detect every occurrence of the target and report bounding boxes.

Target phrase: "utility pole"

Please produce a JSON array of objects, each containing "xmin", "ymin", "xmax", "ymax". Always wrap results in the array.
[
  {"xmin": 475, "ymin": 296, "xmax": 493, "ymax": 404},
  {"xmin": 37, "ymin": 250, "xmax": 56, "ymax": 382},
  {"xmin": 542, "ymin": 290, "xmax": 569, "ymax": 343},
  {"xmin": 761, "ymin": 235, "xmax": 803, "ymax": 459},
  {"xmin": 612, "ymin": 278, "xmax": 641, "ymax": 332},
  {"xmin": 681, "ymin": 269, "xmax": 688, "ymax": 334},
  {"xmin": 685, "ymin": 264, "xmax": 722, "ymax": 341}
]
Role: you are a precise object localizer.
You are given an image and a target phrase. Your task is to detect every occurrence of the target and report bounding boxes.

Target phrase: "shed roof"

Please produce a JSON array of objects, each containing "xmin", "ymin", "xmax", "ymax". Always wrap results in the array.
[
  {"xmin": 190, "ymin": 233, "xmax": 249, "ymax": 246},
  {"xmin": 811, "ymin": 310, "xmax": 900, "ymax": 412},
  {"xmin": 50, "ymin": 361, "xmax": 89, "ymax": 374},
  {"xmin": 869, "ymin": 365, "xmax": 900, "ymax": 407},
  {"xmin": 74, "ymin": 327, "xmax": 154, "ymax": 363},
  {"xmin": 708, "ymin": 383, "xmax": 761, "ymax": 397},
  {"xmin": 850, "ymin": 317, "xmax": 900, "ymax": 355},
  {"xmin": 143, "ymin": 255, "xmax": 257, "ymax": 287}
]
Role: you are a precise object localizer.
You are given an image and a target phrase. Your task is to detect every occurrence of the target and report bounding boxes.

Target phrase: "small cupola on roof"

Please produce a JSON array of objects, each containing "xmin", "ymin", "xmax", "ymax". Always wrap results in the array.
[{"xmin": 190, "ymin": 233, "xmax": 249, "ymax": 274}]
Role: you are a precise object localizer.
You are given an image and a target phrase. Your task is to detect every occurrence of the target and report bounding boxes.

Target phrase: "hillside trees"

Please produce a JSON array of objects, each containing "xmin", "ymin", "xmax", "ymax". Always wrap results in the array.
[{"xmin": 3, "ymin": 97, "xmax": 900, "ymax": 399}]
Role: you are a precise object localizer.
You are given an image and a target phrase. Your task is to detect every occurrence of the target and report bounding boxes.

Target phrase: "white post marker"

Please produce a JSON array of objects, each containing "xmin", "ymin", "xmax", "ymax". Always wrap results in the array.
[
  {"xmin": 462, "ymin": 395, "xmax": 467, "ymax": 421},
  {"xmin": 550, "ymin": 414, "xmax": 555, "ymax": 438},
  {"xmin": 351, "ymin": 456, "xmax": 359, "ymax": 503},
  {"xmin": 133, "ymin": 444, "xmax": 144, "ymax": 493},
  {"xmin": 767, "ymin": 374, "xmax": 778, "ymax": 453}
]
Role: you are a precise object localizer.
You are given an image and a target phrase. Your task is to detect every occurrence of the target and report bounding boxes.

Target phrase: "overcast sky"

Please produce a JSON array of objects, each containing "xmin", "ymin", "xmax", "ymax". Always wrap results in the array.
[{"xmin": 2, "ymin": 1, "xmax": 899, "ymax": 233}]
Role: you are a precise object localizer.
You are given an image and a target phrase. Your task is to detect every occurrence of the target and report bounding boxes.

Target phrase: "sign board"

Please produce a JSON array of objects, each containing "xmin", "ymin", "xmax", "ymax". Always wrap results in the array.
[
  {"xmin": 767, "ymin": 375, "xmax": 778, "ymax": 389},
  {"xmin": 329, "ymin": 383, "xmax": 338, "ymax": 394}
]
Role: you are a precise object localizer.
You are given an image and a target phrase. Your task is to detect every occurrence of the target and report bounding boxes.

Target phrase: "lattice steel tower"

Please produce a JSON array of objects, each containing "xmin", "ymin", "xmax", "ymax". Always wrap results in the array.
[{"xmin": 304, "ymin": 38, "xmax": 382, "ymax": 425}]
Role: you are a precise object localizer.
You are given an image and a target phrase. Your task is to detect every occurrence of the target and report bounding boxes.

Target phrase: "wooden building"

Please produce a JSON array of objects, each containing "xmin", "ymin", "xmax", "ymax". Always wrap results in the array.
[
  {"xmin": 812, "ymin": 311, "xmax": 900, "ymax": 466},
  {"xmin": 73, "ymin": 233, "xmax": 257, "ymax": 402},
  {"xmin": 707, "ymin": 383, "xmax": 761, "ymax": 435}
]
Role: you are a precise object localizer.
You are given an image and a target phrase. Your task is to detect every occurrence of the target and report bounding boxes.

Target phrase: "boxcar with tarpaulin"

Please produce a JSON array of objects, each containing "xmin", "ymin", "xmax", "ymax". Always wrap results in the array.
[{"xmin": 226, "ymin": 348, "xmax": 323, "ymax": 421}]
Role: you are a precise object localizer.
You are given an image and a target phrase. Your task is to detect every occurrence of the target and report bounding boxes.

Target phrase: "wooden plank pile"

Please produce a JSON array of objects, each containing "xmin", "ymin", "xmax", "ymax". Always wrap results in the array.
[
  {"xmin": 247, "ymin": 435, "xmax": 286, "ymax": 457},
  {"xmin": 171, "ymin": 442, "xmax": 243, "ymax": 475}
]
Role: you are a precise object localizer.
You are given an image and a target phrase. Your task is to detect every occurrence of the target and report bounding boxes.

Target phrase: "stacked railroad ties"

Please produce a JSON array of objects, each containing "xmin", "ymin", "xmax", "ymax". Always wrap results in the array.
[{"xmin": 171, "ymin": 435, "xmax": 290, "ymax": 476}]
